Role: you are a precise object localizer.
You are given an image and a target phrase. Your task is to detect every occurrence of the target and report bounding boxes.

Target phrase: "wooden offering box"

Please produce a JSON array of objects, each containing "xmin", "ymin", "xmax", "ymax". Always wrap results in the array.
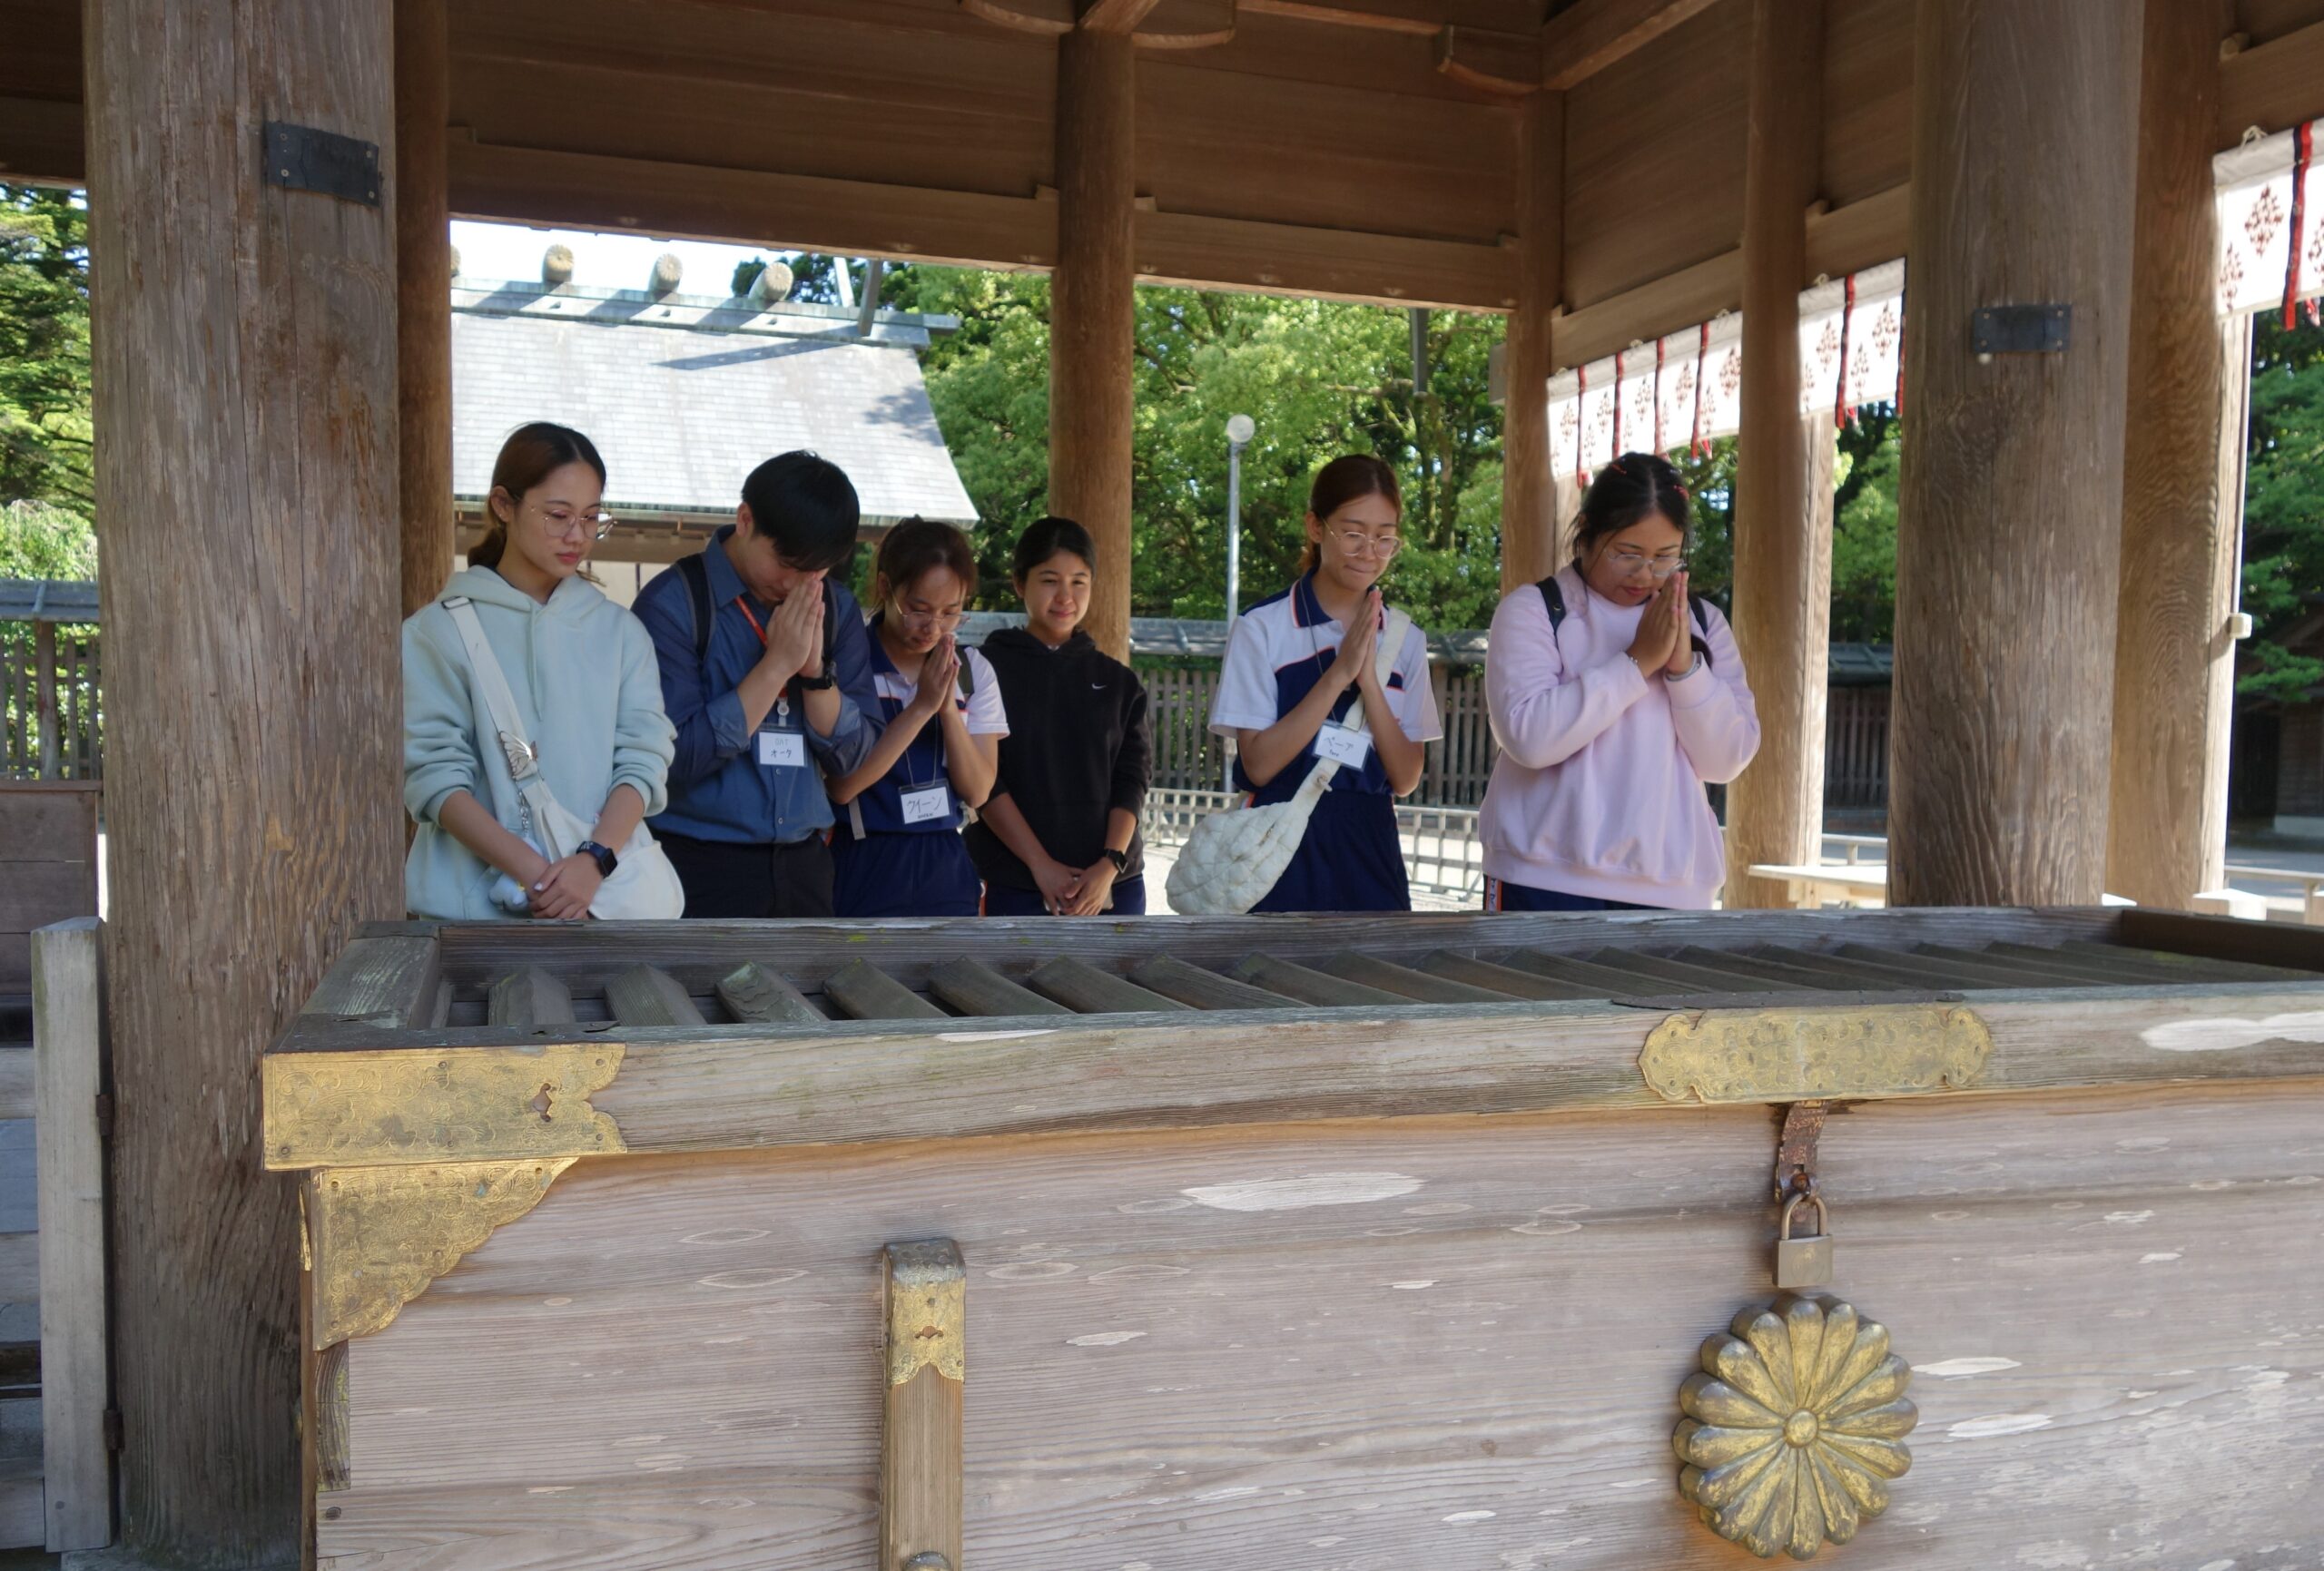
[{"xmin": 269, "ymin": 908, "xmax": 2324, "ymax": 1569}]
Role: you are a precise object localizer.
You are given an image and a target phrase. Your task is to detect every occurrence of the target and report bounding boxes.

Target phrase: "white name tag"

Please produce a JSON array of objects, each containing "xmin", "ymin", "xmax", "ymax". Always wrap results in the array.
[
  {"xmin": 757, "ymin": 730, "xmax": 808, "ymax": 769},
  {"xmin": 1315, "ymin": 722, "xmax": 1371, "ymax": 767},
  {"xmin": 900, "ymin": 783, "xmax": 951, "ymax": 825}
]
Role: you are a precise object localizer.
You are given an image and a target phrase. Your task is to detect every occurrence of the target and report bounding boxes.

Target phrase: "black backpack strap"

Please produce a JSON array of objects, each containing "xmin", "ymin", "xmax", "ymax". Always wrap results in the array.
[
  {"xmin": 676, "ymin": 551, "xmax": 714, "ymax": 663},
  {"xmin": 1534, "ymin": 574, "xmax": 1567, "ymax": 633}
]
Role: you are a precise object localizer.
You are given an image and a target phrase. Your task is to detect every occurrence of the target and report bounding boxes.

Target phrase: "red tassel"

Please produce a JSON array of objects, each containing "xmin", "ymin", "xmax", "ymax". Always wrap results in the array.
[
  {"xmin": 2287, "ymin": 122, "xmax": 2313, "ymax": 331},
  {"xmin": 1834, "ymin": 272, "xmax": 1856, "ymax": 433},
  {"xmin": 1573, "ymin": 361, "xmax": 1589, "ymax": 488},
  {"xmin": 1690, "ymin": 322, "xmax": 1710, "ymax": 458}
]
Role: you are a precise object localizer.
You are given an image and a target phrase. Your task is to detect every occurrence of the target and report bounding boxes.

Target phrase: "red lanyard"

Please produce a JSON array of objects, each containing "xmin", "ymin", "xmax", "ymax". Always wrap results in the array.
[{"xmin": 731, "ymin": 595, "xmax": 767, "ymax": 647}]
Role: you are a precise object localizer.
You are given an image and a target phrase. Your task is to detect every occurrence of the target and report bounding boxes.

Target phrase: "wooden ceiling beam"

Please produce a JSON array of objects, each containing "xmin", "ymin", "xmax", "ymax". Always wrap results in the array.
[
  {"xmin": 958, "ymin": 0, "xmax": 1072, "ymax": 36},
  {"xmin": 1433, "ymin": 24, "xmax": 1541, "ymax": 95},
  {"xmin": 1541, "ymin": 0, "xmax": 1721, "ymax": 91},
  {"xmin": 0, "ymin": 93, "xmax": 83, "ymax": 185},
  {"xmin": 1078, "ymin": 0, "xmax": 1165, "ymax": 30},
  {"xmin": 1131, "ymin": 0, "xmax": 1236, "ymax": 48},
  {"xmin": 2219, "ymin": 16, "xmax": 2324, "ymax": 141}
]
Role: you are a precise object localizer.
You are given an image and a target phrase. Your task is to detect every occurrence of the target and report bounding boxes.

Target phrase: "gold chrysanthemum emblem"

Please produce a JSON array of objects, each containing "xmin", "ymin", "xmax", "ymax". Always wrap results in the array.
[{"xmin": 1675, "ymin": 1293, "xmax": 1917, "ymax": 1559}]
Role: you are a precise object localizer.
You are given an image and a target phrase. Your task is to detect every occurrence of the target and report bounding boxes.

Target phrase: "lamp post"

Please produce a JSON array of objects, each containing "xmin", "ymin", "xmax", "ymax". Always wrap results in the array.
[{"xmin": 1223, "ymin": 413, "xmax": 1255, "ymax": 790}]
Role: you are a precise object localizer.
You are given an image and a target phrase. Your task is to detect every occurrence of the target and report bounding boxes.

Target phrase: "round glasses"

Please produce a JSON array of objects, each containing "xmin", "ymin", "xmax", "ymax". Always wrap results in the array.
[
  {"xmin": 1607, "ymin": 550, "xmax": 1685, "ymax": 579},
  {"xmin": 536, "ymin": 506, "xmax": 617, "ymax": 543},
  {"xmin": 1330, "ymin": 529, "xmax": 1403, "ymax": 560}
]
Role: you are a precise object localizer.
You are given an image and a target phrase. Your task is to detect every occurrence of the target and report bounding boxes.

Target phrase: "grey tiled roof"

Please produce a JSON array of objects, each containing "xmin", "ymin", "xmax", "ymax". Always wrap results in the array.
[{"xmin": 450, "ymin": 286, "xmax": 977, "ymax": 527}]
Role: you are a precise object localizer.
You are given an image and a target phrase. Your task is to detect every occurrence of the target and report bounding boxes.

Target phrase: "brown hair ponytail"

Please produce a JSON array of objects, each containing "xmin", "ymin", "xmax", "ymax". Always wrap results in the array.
[{"xmin": 472, "ymin": 422, "xmax": 607, "ymax": 571}]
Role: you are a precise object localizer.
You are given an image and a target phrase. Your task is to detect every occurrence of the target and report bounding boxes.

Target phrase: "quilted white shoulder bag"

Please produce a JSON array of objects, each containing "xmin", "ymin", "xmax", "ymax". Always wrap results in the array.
[
  {"xmin": 1167, "ymin": 608, "xmax": 1412, "ymax": 916},
  {"xmin": 443, "ymin": 596, "xmax": 685, "ymax": 920}
]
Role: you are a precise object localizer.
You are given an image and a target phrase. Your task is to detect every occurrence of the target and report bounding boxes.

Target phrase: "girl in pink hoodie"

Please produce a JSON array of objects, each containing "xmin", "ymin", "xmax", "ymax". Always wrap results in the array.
[{"xmin": 1479, "ymin": 452, "xmax": 1760, "ymax": 910}]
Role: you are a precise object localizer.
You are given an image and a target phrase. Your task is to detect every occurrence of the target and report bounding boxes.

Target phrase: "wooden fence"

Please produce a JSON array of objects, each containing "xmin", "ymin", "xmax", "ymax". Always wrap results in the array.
[
  {"xmin": 0, "ymin": 625, "xmax": 102, "ymax": 781},
  {"xmin": 1137, "ymin": 658, "xmax": 1894, "ymax": 811}
]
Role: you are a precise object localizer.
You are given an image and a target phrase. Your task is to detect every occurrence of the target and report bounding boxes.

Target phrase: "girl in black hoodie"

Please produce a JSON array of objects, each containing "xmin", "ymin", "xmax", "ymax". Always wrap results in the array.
[{"xmin": 966, "ymin": 516, "xmax": 1153, "ymax": 915}]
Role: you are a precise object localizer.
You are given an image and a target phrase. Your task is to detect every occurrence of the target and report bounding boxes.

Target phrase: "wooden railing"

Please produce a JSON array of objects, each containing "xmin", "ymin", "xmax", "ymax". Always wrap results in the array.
[{"xmin": 1, "ymin": 625, "xmax": 102, "ymax": 781}]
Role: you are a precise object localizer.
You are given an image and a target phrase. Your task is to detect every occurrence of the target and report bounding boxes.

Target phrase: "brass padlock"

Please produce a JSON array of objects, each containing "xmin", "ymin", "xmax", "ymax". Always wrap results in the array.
[{"xmin": 1775, "ymin": 1192, "xmax": 1834, "ymax": 1289}]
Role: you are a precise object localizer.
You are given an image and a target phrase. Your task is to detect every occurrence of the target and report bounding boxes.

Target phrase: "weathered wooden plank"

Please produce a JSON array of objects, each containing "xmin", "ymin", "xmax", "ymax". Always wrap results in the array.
[
  {"xmin": 1748, "ymin": 944, "xmax": 1975, "ymax": 992},
  {"xmin": 1417, "ymin": 949, "xmax": 1605, "ymax": 1001},
  {"xmin": 486, "ymin": 967, "xmax": 576, "ymax": 1029},
  {"xmin": 0, "ymin": 1235, "xmax": 34, "ymax": 1310},
  {"xmin": 1024, "ymin": 957, "xmax": 1190, "ymax": 1015},
  {"xmin": 880, "ymin": 1240, "xmax": 962, "ymax": 1571},
  {"xmin": 1497, "ymin": 948, "xmax": 1679, "ymax": 996},
  {"xmin": 1835, "ymin": 942, "xmax": 2032, "ymax": 990},
  {"xmin": 1125, "ymin": 956, "xmax": 1295, "ymax": 1011},
  {"xmin": 2219, "ymin": 15, "xmax": 2324, "ymax": 141},
  {"xmin": 1984, "ymin": 942, "xmax": 2204, "ymax": 987},
  {"xmin": 1667, "ymin": 947, "xmax": 1865, "ymax": 992},
  {"xmin": 1232, "ymin": 954, "xmax": 1406, "ymax": 1007},
  {"xmin": 0, "ymin": 1053, "xmax": 30, "ymax": 1123},
  {"xmin": 299, "ymin": 935, "xmax": 444, "ymax": 1026},
  {"xmin": 1313, "ymin": 950, "xmax": 1514, "ymax": 1004},
  {"xmin": 31, "ymin": 918, "xmax": 107, "ymax": 1550},
  {"xmin": 415, "ymin": 909, "xmax": 2129, "ymax": 995},
  {"xmin": 2098, "ymin": 910, "xmax": 2324, "ymax": 977},
  {"xmin": 604, "ymin": 967, "xmax": 708, "ymax": 1028},
  {"xmin": 1541, "ymin": 0, "xmax": 1722, "ymax": 90},
  {"xmin": 714, "ymin": 962, "xmax": 826, "ymax": 1026},
  {"xmin": 927, "ymin": 959, "xmax": 1073, "ymax": 1018},
  {"xmin": 1910, "ymin": 944, "xmax": 2116, "ymax": 987},
  {"xmin": 320, "ymin": 1079, "xmax": 2324, "ymax": 1570},
  {"xmin": 822, "ymin": 960, "xmax": 949, "ymax": 1022},
  {"xmin": 1586, "ymin": 948, "xmax": 1799, "ymax": 994}
]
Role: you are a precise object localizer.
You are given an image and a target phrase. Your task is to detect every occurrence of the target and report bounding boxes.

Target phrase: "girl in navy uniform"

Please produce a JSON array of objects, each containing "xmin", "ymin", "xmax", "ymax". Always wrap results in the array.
[
  {"xmin": 826, "ymin": 519, "xmax": 1006, "ymax": 918},
  {"xmin": 1207, "ymin": 455, "xmax": 1441, "ymax": 912}
]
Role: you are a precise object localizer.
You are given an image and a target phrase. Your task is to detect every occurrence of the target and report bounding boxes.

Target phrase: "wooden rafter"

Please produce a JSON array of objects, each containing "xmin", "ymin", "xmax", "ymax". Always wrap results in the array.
[
  {"xmin": 1433, "ymin": 24, "xmax": 1540, "ymax": 96},
  {"xmin": 1541, "ymin": 0, "xmax": 1721, "ymax": 90},
  {"xmin": 1078, "ymin": 0, "xmax": 1166, "ymax": 30}
]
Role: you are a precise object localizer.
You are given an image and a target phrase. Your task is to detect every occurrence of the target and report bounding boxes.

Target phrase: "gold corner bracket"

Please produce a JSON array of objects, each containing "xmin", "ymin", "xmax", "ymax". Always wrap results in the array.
[
  {"xmin": 884, "ymin": 1239, "xmax": 965, "ymax": 1387},
  {"xmin": 266, "ymin": 1042, "xmax": 627, "ymax": 1169},
  {"xmin": 1640, "ymin": 1003, "xmax": 1993, "ymax": 1105},
  {"xmin": 307, "ymin": 1159, "xmax": 578, "ymax": 1348}
]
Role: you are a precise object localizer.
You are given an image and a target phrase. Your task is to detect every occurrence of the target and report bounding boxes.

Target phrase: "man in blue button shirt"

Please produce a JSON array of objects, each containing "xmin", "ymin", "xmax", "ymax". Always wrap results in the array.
[{"xmin": 635, "ymin": 451, "xmax": 880, "ymax": 918}]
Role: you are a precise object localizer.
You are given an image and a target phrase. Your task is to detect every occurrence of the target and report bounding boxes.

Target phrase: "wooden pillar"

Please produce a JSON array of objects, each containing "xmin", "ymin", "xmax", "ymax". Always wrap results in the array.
[
  {"xmin": 1501, "ymin": 92, "xmax": 1564, "ymax": 594},
  {"xmin": 396, "ymin": 0, "xmax": 454, "ymax": 615},
  {"xmin": 1724, "ymin": 0, "xmax": 1830, "ymax": 908},
  {"xmin": 881, "ymin": 1240, "xmax": 965, "ymax": 1571},
  {"xmin": 1888, "ymin": 0, "xmax": 2142, "ymax": 908},
  {"xmin": 2105, "ymin": 0, "xmax": 2240, "ymax": 911},
  {"xmin": 82, "ymin": 0, "xmax": 404, "ymax": 1559},
  {"xmin": 1049, "ymin": 28, "xmax": 1137, "ymax": 660}
]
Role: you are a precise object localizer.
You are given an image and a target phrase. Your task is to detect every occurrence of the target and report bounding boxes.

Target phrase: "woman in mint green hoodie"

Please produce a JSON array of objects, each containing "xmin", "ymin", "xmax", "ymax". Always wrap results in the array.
[{"xmin": 402, "ymin": 423, "xmax": 675, "ymax": 919}]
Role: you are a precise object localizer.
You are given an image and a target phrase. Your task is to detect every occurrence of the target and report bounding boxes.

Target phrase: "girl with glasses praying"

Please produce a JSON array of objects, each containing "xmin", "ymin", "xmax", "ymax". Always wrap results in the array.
[
  {"xmin": 1205, "ymin": 454, "xmax": 1442, "ymax": 912},
  {"xmin": 1478, "ymin": 450, "xmax": 1759, "ymax": 912}
]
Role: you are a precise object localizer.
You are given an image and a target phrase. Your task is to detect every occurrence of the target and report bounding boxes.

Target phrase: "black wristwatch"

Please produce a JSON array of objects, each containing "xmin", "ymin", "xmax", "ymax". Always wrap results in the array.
[
  {"xmin": 1103, "ymin": 847, "xmax": 1129, "ymax": 874},
  {"xmin": 576, "ymin": 840, "xmax": 619, "ymax": 878},
  {"xmin": 796, "ymin": 667, "xmax": 837, "ymax": 692}
]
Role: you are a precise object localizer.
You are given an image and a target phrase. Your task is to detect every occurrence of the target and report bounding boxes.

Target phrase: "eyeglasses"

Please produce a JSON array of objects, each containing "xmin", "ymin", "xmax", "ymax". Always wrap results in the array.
[
  {"xmin": 536, "ymin": 506, "xmax": 617, "ymax": 543},
  {"xmin": 1606, "ymin": 549, "xmax": 1686, "ymax": 579},
  {"xmin": 1330, "ymin": 529, "xmax": 1403, "ymax": 560}
]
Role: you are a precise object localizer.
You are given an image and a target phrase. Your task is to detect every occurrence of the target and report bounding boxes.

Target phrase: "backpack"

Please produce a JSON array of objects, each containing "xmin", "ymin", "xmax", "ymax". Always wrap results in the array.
[{"xmin": 1536, "ymin": 574, "xmax": 1713, "ymax": 668}]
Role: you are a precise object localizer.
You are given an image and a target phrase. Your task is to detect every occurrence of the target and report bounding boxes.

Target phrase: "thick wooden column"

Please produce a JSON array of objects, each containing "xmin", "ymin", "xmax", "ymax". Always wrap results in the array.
[
  {"xmin": 2105, "ymin": 0, "xmax": 2240, "ymax": 911},
  {"xmin": 82, "ymin": 0, "xmax": 404, "ymax": 1559},
  {"xmin": 396, "ymin": 0, "xmax": 453, "ymax": 615},
  {"xmin": 1888, "ymin": 0, "xmax": 2142, "ymax": 908},
  {"xmin": 1049, "ymin": 28, "xmax": 1137, "ymax": 660},
  {"xmin": 1724, "ymin": 0, "xmax": 1830, "ymax": 908},
  {"xmin": 1501, "ymin": 92, "xmax": 1564, "ymax": 594}
]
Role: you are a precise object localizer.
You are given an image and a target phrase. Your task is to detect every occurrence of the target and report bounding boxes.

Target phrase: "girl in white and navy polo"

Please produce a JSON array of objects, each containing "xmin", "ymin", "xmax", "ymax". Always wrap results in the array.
[
  {"xmin": 1207, "ymin": 455, "xmax": 1442, "ymax": 912},
  {"xmin": 825, "ymin": 519, "xmax": 1007, "ymax": 918}
]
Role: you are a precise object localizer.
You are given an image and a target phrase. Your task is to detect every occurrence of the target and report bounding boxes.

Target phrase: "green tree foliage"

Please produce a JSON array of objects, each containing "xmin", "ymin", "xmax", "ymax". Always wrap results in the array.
[
  {"xmin": 881, "ymin": 264, "xmax": 1512, "ymax": 626},
  {"xmin": 0, "ymin": 185, "xmax": 93, "ymax": 534},
  {"xmin": 0, "ymin": 499, "xmax": 95, "ymax": 578},
  {"xmin": 1830, "ymin": 406, "xmax": 1900, "ymax": 643},
  {"xmin": 2237, "ymin": 316, "xmax": 2324, "ymax": 702}
]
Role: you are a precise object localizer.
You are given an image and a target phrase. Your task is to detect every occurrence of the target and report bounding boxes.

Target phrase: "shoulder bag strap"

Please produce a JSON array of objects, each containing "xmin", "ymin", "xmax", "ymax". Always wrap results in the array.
[
  {"xmin": 1535, "ymin": 574, "xmax": 1567, "ymax": 633},
  {"xmin": 677, "ymin": 552, "xmax": 714, "ymax": 663},
  {"xmin": 441, "ymin": 597, "xmax": 574, "ymax": 859}
]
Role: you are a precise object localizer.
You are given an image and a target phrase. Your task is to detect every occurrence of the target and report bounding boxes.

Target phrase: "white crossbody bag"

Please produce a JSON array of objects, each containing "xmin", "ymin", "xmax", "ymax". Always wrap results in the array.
[
  {"xmin": 442, "ymin": 596, "xmax": 685, "ymax": 920},
  {"xmin": 1167, "ymin": 608, "xmax": 1412, "ymax": 916}
]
